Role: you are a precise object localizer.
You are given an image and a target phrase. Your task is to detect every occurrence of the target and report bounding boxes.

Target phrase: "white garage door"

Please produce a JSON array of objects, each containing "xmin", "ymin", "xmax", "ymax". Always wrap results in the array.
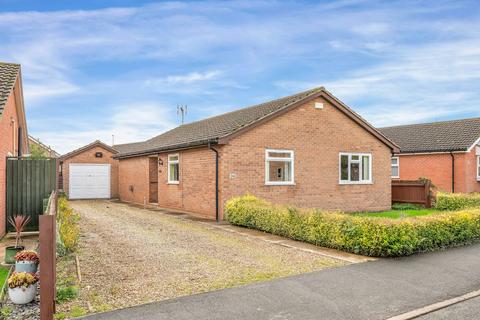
[{"xmin": 69, "ymin": 164, "xmax": 111, "ymax": 199}]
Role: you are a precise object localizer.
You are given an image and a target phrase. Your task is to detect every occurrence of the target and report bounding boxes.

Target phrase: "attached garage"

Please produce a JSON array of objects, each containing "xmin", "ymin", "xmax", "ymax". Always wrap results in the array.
[
  {"xmin": 59, "ymin": 140, "xmax": 119, "ymax": 200},
  {"xmin": 69, "ymin": 164, "xmax": 111, "ymax": 199}
]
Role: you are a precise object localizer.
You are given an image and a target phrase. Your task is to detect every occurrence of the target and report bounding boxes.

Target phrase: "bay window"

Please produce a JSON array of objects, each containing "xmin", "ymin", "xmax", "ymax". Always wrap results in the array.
[
  {"xmin": 339, "ymin": 153, "xmax": 372, "ymax": 184},
  {"xmin": 265, "ymin": 149, "xmax": 294, "ymax": 185}
]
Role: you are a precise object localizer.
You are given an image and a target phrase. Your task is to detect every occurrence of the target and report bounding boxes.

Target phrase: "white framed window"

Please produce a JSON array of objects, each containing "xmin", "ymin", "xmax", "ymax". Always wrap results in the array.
[
  {"xmin": 391, "ymin": 157, "xmax": 399, "ymax": 178},
  {"xmin": 339, "ymin": 152, "xmax": 372, "ymax": 184},
  {"xmin": 477, "ymin": 156, "xmax": 480, "ymax": 181},
  {"xmin": 167, "ymin": 154, "xmax": 179, "ymax": 184},
  {"xmin": 265, "ymin": 149, "xmax": 294, "ymax": 185}
]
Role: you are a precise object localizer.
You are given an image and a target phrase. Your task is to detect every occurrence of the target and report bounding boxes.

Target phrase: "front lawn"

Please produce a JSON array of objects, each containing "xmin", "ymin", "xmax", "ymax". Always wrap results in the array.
[{"xmin": 354, "ymin": 208, "xmax": 440, "ymax": 219}]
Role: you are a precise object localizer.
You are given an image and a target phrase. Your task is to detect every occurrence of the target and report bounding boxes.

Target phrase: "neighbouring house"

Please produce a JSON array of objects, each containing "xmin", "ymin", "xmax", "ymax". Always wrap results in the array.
[
  {"xmin": 379, "ymin": 118, "xmax": 480, "ymax": 193},
  {"xmin": 28, "ymin": 135, "xmax": 60, "ymax": 158},
  {"xmin": 59, "ymin": 140, "xmax": 119, "ymax": 199},
  {"xmin": 0, "ymin": 62, "xmax": 29, "ymax": 235},
  {"xmin": 114, "ymin": 87, "xmax": 399, "ymax": 220}
]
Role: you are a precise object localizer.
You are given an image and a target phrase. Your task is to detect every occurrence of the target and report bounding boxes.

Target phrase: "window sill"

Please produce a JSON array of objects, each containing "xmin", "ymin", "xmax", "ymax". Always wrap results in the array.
[
  {"xmin": 167, "ymin": 181, "xmax": 179, "ymax": 185},
  {"xmin": 265, "ymin": 182, "xmax": 296, "ymax": 186},
  {"xmin": 339, "ymin": 181, "xmax": 373, "ymax": 185}
]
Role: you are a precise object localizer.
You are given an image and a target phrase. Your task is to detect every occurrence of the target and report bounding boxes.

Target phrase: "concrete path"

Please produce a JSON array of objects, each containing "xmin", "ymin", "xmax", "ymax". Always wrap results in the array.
[{"xmin": 80, "ymin": 243, "xmax": 480, "ymax": 320}]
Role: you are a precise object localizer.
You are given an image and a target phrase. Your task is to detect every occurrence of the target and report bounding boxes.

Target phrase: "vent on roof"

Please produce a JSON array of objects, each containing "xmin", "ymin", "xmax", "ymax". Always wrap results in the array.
[{"xmin": 314, "ymin": 102, "xmax": 324, "ymax": 109}]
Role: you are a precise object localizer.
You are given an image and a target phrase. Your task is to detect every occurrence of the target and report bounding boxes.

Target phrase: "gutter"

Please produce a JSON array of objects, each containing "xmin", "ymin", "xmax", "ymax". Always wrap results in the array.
[
  {"xmin": 208, "ymin": 140, "xmax": 220, "ymax": 223},
  {"xmin": 114, "ymin": 139, "xmax": 217, "ymax": 159}
]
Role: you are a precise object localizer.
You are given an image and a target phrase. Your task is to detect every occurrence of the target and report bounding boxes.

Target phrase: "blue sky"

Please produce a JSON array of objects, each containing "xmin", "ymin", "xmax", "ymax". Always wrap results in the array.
[{"xmin": 1, "ymin": 0, "xmax": 479, "ymax": 153}]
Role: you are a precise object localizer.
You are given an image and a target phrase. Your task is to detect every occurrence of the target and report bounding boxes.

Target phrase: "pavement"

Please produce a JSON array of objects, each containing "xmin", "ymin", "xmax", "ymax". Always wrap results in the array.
[
  {"xmin": 417, "ymin": 296, "xmax": 480, "ymax": 319},
  {"xmin": 80, "ymin": 243, "xmax": 480, "ymax": 320}
]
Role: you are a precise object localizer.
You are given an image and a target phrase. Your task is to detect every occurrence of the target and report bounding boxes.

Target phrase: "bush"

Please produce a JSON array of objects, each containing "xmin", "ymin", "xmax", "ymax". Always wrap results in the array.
[
  {"xmin": 225, "ymin": 195, "xmax": 480, "ymax": 257},
  {"xmin": 56, "ymin": 285, "xmax": 78, "ymax": 302},
  {"xmin": 56, "ymin": 196, "xmax": 80, "ymax": 255},
  {"xmin": 435, "ymin": 192, "xmax": 480, "ymax": 211}
]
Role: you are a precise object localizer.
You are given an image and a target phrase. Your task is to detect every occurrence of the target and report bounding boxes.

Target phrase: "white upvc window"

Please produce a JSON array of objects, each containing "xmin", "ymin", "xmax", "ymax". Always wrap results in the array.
[
  {"xmin": 168, "ymin": 154, "xmax": 179, "ymax": 184},
  {"xmin": 477, "ymin": 156, "xmax": 480, "ymax": 181},
  {"xmin": 391, "ymin": 156, "xmax": 400, "ymax": 178},
  {"xmin": 339, "ymin": 152, "xmax": 372, "ymax": 184},
  {"xmin": 265, "ymin": 149, "xmax": 294, "ymax": 185}
]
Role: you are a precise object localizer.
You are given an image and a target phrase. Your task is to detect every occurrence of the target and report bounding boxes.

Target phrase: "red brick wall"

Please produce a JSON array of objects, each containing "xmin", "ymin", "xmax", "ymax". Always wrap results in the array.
[
  {"xmin": 465, "ymin": 147, "xmax": 480, "ymax": 193},
  {"xmin": 0, "ymin": 90, "xmax": 19, "ymax": 236},
  {"xmin": 396, "ymin": 148, "xmax": 480, "ymax": 193},
  {"xmin": 156, "ymin": 148, "xmax": 216, "ymax": 218},
  {"xmin": 62, "ymin": 146, "xmax": 119, "ymax": 198},
  {"xmin": 118, "ymin": 156, "xmax": 149, "ymax": 204},
  {"xmin": 117, "ymin": 97, "xmax": 393, "ymax": 219},
  {"xmin": 218, "ymin": 96, "xmax": 392, "ymax": 218}
]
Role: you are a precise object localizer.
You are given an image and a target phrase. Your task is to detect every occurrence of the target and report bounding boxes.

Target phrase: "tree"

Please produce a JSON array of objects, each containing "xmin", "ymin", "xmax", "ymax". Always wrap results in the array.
[{"xmin": 29, "ymin": 143, "xmax": 48, "ymax": 159}]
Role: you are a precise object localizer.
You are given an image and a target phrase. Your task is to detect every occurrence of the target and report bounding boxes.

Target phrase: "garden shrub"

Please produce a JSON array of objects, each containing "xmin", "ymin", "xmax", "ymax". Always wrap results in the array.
[
  {"xmin": 56, "ymin": 196, "xmax": 80, "ymax": 255},
  {"xmin": 225, "ymin": 195, "xmax": 480, "ymax": 257},
  {"xmin": 435, "ymin": 192, "xmax": 480, "ymax": 211}
]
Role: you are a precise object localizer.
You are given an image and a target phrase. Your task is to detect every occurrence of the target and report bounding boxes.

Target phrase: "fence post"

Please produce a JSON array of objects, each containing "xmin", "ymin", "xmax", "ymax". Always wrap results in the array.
[
  {"xmin": 39, "ymin": 191, "xmax": 56, "ymax": 320},
  {"xmin": 425, "ymin": 180, "xmax": 432, "ymax": 208}
]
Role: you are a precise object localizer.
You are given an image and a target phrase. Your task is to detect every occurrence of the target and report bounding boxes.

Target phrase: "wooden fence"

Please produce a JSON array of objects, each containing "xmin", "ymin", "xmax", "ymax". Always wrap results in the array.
[
  {"xmin": 39, "ymin": 190, "xmax": 57, "ymax": 320},
  {"xmin": 392, "ymin": 180, "xmax": 434, "ymax": 208},
  {"xmin": 5, "ymin": 158, "xmax": 57, "ymax": 232}
]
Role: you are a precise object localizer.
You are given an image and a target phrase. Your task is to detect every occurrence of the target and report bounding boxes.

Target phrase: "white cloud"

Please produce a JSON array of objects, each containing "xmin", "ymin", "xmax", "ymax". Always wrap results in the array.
[
  {"xmin": 144, "ymin": 70, "xmax": 222, "ymax": 87},
  {"xmin": 166, "ymin": 70, "xmax": 222, "ymax": 84},
  {"xmin": 32, "ymin": 103, "xmax": 176, "ymax": 154}
]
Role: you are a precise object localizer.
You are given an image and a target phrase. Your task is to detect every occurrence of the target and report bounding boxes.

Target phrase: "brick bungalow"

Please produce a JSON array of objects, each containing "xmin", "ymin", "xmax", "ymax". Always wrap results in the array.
[
  {"xmin": 380, "ymin": 118, "xmax": 480, "ymax": 193},
  {"xmin": 0, "ymin": 62, "xmax": 29, "ymax": 235},
  {"xmin": 59, "ymin": 140, "xmax": 119, "ymax": 199},
  {"xmin": 114, "ymin": 87, "xmax": 399, "ymax": 220}
]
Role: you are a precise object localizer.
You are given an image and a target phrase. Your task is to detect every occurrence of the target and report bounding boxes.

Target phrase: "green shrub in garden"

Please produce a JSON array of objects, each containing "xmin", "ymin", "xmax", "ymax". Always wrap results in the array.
[
  {"xmin": 435, "ymin": 192, "xmax": 480, "ymax": 211},
  {"xmin": 56, "ymin": 196, "xmax": 80, "ymax": 255},
  {"xmin": 225, "ymin": 195, "xmax": 480, "ymax": 257}
]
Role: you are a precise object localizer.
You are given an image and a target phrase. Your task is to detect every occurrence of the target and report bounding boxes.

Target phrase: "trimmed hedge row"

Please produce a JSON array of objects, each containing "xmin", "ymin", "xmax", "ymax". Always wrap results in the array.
[
  {"xmin": 225, "ymin": 195, "xmax": 480, "ymax": 257},
  {"xmin": 435, "ymin": 192, "xmax": 480, "ymax": 211}
]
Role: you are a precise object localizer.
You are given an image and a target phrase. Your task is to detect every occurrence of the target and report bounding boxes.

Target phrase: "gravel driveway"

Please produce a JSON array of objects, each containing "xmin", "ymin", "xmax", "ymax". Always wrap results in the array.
[{"xmin": 63, "ymin": 200, "xmax": 346, "ymax": 314}]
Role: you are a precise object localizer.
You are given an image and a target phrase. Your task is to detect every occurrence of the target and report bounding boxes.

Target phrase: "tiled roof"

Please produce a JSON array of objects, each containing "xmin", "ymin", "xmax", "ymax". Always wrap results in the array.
[
  {"xmin": 115, "ymin": 87, "xmax": 397, "ymax": 158},
  {"xmin": 60, "ymin": 140, "xmax": 118, "ymax": 160},
  {"xmin": 379, "ymin": 117, "xmax": 480, "ymax": 153},
  {"xmin": 0, "ymin": 62, "xmax": 20, "ymax": 116}
]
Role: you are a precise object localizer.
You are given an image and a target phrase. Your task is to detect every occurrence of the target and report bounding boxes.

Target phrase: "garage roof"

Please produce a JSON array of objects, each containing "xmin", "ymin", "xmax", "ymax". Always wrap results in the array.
[{"xmin": 60, "ymin": 140, "xmax": 118, "ymax": 160}]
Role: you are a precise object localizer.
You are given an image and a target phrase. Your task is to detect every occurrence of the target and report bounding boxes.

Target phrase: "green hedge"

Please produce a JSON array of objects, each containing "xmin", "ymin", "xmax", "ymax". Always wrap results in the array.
[
  {"xmin": 435, "ymin": 192, "xmax": 480, "ymax": 211},
  {"xmin": 225, "ymin": 195, "xmax": 480, "ymax": 257}
]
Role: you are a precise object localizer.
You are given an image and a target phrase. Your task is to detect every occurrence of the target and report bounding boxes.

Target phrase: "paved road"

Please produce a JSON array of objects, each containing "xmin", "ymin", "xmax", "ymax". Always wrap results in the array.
[{"xmin": 81, "ymin": 244, "xmax": 480, "ymax": 320}]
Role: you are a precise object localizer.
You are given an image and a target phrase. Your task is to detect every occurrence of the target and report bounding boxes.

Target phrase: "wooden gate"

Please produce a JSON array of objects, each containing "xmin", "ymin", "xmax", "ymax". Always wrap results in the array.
[
  {"xmin": 392, "ymin": 180, "xmax": 434, "ymax": 208},
  {"xmin": 5, "ymin": 157, "xmax": 57, "ymax": 232}
]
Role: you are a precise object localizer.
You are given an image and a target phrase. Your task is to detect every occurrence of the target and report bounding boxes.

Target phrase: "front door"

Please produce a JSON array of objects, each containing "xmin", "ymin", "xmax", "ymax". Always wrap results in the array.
[{"xmin": 149, "ymin": 157, "xmax": 159, "ymax": 203}]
